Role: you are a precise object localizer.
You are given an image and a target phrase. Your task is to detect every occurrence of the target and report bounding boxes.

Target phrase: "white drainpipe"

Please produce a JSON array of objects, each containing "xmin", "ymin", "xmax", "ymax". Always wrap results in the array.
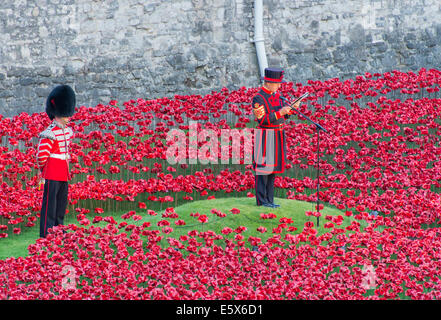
[{"xmin": 253, "ymin": 0, "xmax": 268, "ymax": 80}]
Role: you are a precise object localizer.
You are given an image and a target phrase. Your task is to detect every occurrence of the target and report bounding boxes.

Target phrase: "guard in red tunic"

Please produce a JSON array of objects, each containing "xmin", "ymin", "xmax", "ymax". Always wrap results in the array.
[
  {"xmin": 252, "ymin": 67, "xmax": 299, "ymax": 208},
  {"xmin": 36, "ymin": 85, "xmax": 76, "ymax": 237}
]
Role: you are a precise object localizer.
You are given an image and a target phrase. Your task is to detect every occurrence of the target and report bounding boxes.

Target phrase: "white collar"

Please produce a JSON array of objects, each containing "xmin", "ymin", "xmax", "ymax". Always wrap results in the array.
[{"xmin": 52, "ymin": 120, "xmax": 66, "ymax": 129}]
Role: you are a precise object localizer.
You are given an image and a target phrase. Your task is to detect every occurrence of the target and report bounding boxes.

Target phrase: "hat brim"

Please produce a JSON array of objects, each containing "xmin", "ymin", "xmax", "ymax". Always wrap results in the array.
[{"xmin": 261, "ymin": 76, "xmax": 286, "ymax": 83}]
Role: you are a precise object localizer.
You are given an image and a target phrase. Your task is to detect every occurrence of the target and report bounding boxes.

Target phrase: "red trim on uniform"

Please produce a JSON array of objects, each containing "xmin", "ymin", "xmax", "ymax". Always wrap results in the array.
[
  {"xmin": 255, "ymin": 175, "xmax": 259, "ymax": 205},
  {"xmin": 263, "ymin": 130, "xmax": 267, "ymax": 162},
  {"xmin": 257, "ymin": 92, "xmax": 283, "ymax": 126},
  {"xmin": 255, "ymin": 167, "xmax": 285, "ymax": 174},
  {"xmin": 264, "ymin": 76, "xmax": 283, "ymax": 83},
  {"xmin": 255, "ymin": 128, "xmax": 263, "ymax": 171},
  {"xmin": 272, "ymin": 130, "xmax": 278, "ymax": 168},
  {"xmin": 258, "ymin": 124, "xmax": 284, "ymax": 129},
  {"xmin": 256, "ymin": 93, "xmax": 269, "ymax": 126},
  {"xmin": 261, "ymin": 86, "xmax": 273, "ymax": 94},
  {"xmin": 280, "ymin": 130, "xmax": 285, "ymax": 173}
]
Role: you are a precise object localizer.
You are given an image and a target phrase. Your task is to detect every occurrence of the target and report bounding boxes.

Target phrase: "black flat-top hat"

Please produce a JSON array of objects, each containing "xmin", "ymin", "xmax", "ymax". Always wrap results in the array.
[
  {"xmin": 261, "ymin": 67, "xmax": 285, "ymax": 83},
  {"xmin": 46, "ymin": 85, "xmax": 76, "ymax": 120}
]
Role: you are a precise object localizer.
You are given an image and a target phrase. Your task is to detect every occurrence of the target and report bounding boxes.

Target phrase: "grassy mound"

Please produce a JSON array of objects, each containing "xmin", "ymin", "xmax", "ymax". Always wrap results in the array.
[
  {"xmin": 0, "ymin": 197, "xmax": 349, "ymax": 260},
  {"xmin": 145, "ymin": 197, "xmax": 348, "ymax": 239}
]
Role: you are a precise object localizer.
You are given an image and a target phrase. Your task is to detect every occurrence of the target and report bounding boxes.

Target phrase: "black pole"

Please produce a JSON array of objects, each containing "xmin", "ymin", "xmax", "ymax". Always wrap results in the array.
[
  {"xmin": 281, "ymin": 96, "xmax": 327, "ymax": 227},
  {"xmin": 316, "ymin": 128, "xmax": 320, "ymax": 227}
]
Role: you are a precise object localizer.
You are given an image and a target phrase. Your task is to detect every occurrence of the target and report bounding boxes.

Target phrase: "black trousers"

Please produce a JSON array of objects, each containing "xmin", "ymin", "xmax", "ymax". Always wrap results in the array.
[
  {"xmin": 40, "ymin": 179, "xmax": 68, "ymax": 238},
  {"xmin": 255, "ymin": 173, "xmax": 275, "ymax": 206}
]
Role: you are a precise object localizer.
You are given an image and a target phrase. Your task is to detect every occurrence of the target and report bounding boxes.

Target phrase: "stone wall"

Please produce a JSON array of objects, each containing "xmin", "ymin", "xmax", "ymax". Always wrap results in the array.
[
  {"xmin": 265, "ymin": 0, "xmax": 441, "ymax": 82},
  {"xmin": 0, "ymin": 0, "xmax": 440, "ymax": 117}
]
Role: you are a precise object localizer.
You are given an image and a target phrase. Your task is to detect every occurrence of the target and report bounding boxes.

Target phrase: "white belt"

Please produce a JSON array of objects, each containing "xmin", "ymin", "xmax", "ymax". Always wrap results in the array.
[{"xmin": 49, "ymin": 154, "xmax": 69, "ymax": 160}]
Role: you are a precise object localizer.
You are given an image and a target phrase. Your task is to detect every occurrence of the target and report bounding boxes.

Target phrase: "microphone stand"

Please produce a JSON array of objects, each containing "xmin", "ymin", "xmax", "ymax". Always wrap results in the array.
[{"xmin": 281, "ymin": 96, "xmax": 327, "ymax": 227}]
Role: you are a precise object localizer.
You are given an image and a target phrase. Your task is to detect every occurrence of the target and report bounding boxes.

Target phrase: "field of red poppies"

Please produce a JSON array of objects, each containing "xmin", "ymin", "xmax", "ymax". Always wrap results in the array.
[{"xmin": 1, "ymin": 68, "xmax": 441, "ymax": 299}]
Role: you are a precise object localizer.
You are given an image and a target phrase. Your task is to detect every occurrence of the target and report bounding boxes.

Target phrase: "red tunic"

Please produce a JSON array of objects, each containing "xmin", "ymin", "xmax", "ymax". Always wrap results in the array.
[{"xmin": 36, "ymin": 120, "xmax": 73, "ymax": 181}]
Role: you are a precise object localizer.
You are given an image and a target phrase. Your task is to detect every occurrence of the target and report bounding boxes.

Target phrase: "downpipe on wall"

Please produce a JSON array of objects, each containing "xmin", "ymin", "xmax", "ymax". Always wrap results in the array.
[{"xmin": 253, "ymin": 0, "xmax": 268, "ymax": 80}]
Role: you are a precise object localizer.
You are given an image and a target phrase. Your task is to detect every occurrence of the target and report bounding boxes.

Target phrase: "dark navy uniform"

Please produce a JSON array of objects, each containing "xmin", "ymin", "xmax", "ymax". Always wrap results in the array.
[{"xmin": 252, "ymin": 85, "xmax": 291, "ymax": 206}]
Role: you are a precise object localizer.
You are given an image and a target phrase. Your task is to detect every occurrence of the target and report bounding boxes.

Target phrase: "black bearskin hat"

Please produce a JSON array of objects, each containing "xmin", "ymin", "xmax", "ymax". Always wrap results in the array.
[{"xmin": 45, "ymin": 85, "xmax": 76, "ymax": 120}]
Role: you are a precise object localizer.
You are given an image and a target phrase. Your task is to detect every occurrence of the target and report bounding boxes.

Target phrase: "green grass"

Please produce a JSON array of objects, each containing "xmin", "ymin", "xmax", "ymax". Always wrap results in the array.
[
  {"xmin": 142, "ymin": 197, "xmax": 348, "ymax": 239},
  {"xmin": 0, "ymin": 197, "xmax": 349, "ymax": 260}
]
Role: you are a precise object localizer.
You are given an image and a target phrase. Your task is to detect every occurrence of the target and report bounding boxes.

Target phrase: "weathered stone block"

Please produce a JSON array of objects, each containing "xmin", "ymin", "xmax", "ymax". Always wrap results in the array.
[{"xmin": 0, "ymin": 0, "xmax": 441, "ymax": 117}]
